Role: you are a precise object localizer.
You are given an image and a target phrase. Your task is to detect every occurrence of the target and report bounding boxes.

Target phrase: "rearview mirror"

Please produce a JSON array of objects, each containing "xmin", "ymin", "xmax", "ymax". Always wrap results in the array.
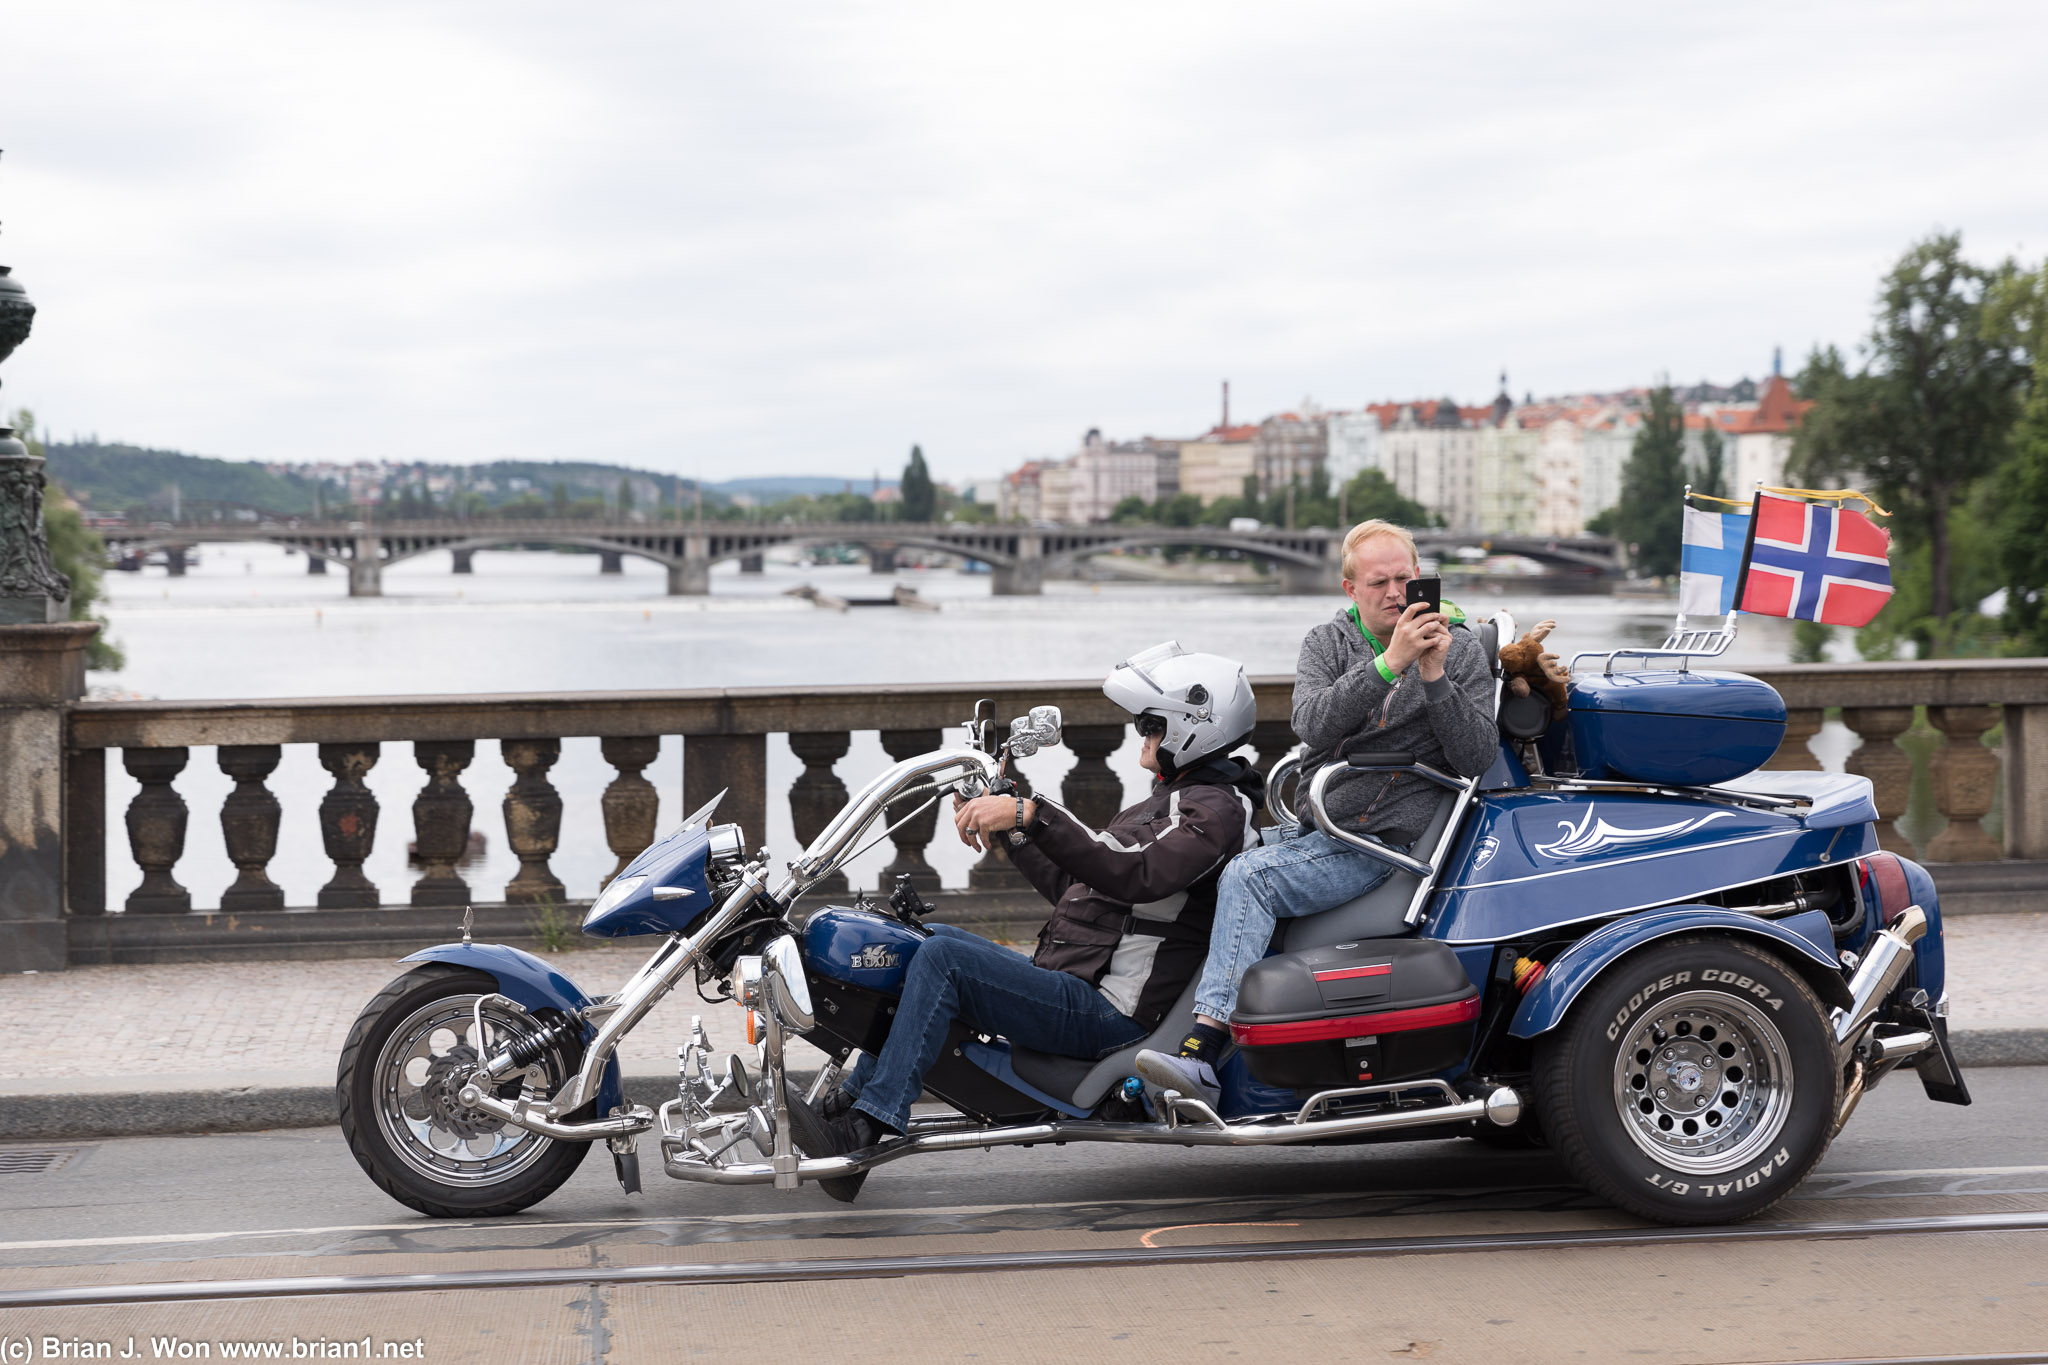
[{"xmin": 1008, "ymin": 705, "xmax": 1063, "ymax": 757}]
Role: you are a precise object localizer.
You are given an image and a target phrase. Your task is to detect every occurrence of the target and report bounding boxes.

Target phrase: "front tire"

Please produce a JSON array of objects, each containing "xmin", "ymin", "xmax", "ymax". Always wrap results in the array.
[
  {"xmin": 338, "ymin": 965, "xmax": 592, "ymax": 1218},
  {"xmin": 1536, "ymin": 936, "xmax": 1838, "ymax": 1224}
]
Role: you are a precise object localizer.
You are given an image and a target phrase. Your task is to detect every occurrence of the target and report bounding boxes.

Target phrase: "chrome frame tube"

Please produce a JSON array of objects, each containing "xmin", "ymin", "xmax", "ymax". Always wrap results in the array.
[
  {"xmin": 458, "ymin": 1088, "xmax": 654, "ymax": 1142},
  {"xmin": 657, "ymin": 1086, "xmax": 1515, "ymax": 1186},
  {"xmin": 544, "ymin": 863, "xmax": 770, "ymax": 1117}
]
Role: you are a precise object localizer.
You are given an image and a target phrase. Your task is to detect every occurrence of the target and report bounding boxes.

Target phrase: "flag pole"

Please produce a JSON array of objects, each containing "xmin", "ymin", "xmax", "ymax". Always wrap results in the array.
[{"xmin": 1675, "ymin": 484, "xmax": 1694, "ymax": 636}]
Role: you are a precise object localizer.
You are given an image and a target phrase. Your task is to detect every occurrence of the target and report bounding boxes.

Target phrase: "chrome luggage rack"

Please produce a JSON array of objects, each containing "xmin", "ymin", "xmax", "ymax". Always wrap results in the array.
[{"xmin": 1570, "ymin": 609, "xmax": 1740, "ymax": 676}]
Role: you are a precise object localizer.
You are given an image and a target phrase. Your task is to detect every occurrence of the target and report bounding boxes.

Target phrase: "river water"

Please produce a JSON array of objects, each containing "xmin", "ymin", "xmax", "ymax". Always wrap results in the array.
[{"xmin": 90, "ymin": 543, "xmax": 1828, "ymax": 912}]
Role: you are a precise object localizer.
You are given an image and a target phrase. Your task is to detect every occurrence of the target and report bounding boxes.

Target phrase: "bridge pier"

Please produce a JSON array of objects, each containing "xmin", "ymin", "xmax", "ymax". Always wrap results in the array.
[
  {"xmin": 306, "ymin": 554, "xmax": 327, "ymax": 575},
  {"xmin": 739, "ymin": 553, "xmax": 764, "ymax": 574},
  {"xmin": 598, "ymin": 551, "xmax": 624, "ymax": 575},
  {"xmin": 869, "ymin": 545, "xmax": 897, "ymax": 574},
  {"xmin": 990, "ymin": 560, "xmax": 1043, "ymax": 596},
  {"xmin": 451, "ymin": 550, "xmax": 473, "ymax": 574},
  {"xmin": 1276, "ymin": 561, "xmax": 1335, "ymax": 595},
  {"xmin": 165, "ymin": 546, "xmax": 187, "ymax": 577},
  {"xmin": 347, "ymin": 537, "xmax": 382, "ymax": 597},
  {"xmin": 666, "ymin": 559, "xmax": 710, "ymax": 596}
]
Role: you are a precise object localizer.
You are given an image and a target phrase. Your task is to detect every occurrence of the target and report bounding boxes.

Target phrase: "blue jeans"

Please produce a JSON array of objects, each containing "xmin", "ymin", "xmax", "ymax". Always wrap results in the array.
[
  {"xmin": 1193, "ymin": 824, "xmax": 1405, "ymax": 1022},
  {"xmin": 846, "ymin": 924, "xmax": 1146, "ymax": 1133}
]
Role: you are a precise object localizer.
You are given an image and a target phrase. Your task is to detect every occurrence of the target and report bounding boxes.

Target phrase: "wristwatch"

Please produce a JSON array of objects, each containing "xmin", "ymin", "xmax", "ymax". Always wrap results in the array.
[{"xmin": 1007, "ymin": 796, "xmax": 1028, "ymax": 846}]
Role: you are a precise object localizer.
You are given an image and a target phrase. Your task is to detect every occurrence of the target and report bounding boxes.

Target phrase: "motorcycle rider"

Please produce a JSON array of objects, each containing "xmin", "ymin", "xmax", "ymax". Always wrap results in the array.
[
  {"xmin": 1136, "ymin": 519, "xmax": 1497, "ymax": 1104},
  {"xmin": 814, "ymin": 644, "xmax": 1264, "ymax": 1192}
]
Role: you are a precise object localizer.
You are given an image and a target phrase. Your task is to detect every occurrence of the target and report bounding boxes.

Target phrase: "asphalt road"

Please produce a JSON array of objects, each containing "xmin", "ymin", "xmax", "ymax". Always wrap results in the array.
[{"xmin": 1, "ymin": 1069, "xmax": 2044, "ymax": 1363}]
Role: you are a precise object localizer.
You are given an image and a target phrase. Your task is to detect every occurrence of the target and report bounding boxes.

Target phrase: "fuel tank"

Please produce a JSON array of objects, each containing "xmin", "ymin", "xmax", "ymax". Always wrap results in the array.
[
  {"xmin": 1429, "ymin": 786, "xmax": 1876, "ymax": 943},
  {"xmin": 802, "ymin": 905, "xmax": 929, "ymax": 994}
]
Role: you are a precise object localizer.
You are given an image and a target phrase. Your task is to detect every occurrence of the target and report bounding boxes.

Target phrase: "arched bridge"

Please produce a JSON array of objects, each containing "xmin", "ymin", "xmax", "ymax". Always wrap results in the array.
[{"xmin": 99, "ymin": 521, "xmax": 1623, "ymax": 597}]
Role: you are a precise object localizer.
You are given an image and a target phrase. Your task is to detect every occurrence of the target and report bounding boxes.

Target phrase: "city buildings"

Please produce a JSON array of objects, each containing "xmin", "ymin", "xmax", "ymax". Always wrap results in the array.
[{"xmin": 987, "ymin": 361, "xmax": 1803, "ymax": 529}]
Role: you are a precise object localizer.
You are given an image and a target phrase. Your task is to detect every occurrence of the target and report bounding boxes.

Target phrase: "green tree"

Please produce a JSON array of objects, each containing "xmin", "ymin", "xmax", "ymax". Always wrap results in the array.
[
  {"xmin": 1339, "ymin": 469, "xmax": 1439, "ymax": 529},
  {"xmin": 1612, "ymin": 385, "xmax": 1689, "ymax": 577},
  {"xmin": 1791, "ymin": 233, "xmax": 2029, "ymax": 623},
  {"xmin": 1697, "ymin": 423, "xmax": 1727, "ymax": 499},
  {"xmin": 550, "ymin": 482, "xmax": 569, "ymax": 516},
  {"xmin": 10, "ymin": 411, "xmax": 123, "ymax": 670},
  {"xmin": 1109, "ymin": 495, "xmax": 1151, "ymax": 524},
  {"xmin": 617, "ymin": 477, "xmax": 634, "ymax": 513},
  {"xmin": 1988, "ymin": 262, "xmax": 2048, "ymax": 653},
  {"xmin": 899, "ymin": 446, "xmax": 935, "ymax": 523}
]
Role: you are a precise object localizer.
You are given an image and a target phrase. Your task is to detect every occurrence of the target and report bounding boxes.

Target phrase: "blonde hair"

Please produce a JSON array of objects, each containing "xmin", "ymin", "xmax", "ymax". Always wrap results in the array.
[{"xmin": 1341, "ymin": 519, "xmax": 1420, "ymax": 580}]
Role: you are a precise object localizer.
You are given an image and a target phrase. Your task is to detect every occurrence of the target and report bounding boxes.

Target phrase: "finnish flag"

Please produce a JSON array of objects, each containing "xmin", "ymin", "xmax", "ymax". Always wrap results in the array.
[{"xmin": 1679, "ymin": 505, "xmax": 1746, "ymax": 616}]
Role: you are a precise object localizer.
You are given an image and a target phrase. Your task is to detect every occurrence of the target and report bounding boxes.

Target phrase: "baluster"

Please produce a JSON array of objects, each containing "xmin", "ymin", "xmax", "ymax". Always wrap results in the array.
[
  {"xmin": 970, "ymin": 765, "xmax": 1035, "ymax": 893},
  {"xmin": 600, "ymin": 735, "xmax": 661, "ymax": 887},
  {"xmin": 1764, "ymin": 709, "xmax": 1824, "ymax": 771},
  {"xmin": 1841, "ymin": 708, "xmax": 1917, "ymax": 856},
  {"xmin": 1247, "ymin": 719, "xmax": 1299, "ymax": 828},
  {"xmin": 122, "ymin": 747, "xmax": 191, "ymax": 914},
  {"xmin": 878, "ymin": 729, "xmax": 941, "ymax": 892},
  {"xmin": 317, "ymin": 742, "xmax": 381, "ymax": 908},
  {"xmin": 1061, "ymin": 725, "xmax": 1128, "ymax": 829},
  {"xmin": 501, "ymin": 738, "xmax": 564, "ymax": 904},
  {"xmin": 411, "ymin": 740, "xmax": 475, "ymax": 906},
  {"xmin": 1927, "ymin": 705, "xmax": 2002, "ymax": 862},
  {"xmin": 217, "ymin": 745, "xmax": 284, "ymax": 911},
  {"xmin": 787, "ymin": 731, "xmax": 851, "ymax": 895}
]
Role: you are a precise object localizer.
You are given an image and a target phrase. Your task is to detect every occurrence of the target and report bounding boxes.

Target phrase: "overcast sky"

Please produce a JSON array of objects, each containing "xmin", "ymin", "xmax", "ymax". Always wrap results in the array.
[{"xmin": 3, "ymin": 1, "xmax": 2043, "ymax": 484}]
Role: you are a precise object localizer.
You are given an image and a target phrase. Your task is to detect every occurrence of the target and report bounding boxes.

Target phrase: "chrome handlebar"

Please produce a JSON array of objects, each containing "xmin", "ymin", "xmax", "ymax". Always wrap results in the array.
[{"xmin": 776, "ymin": 746, "xmax": 1005, "ymax": 901}]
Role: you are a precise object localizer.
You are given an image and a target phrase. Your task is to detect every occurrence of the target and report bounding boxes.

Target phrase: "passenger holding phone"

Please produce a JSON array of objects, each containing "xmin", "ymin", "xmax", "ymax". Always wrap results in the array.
[{"xmin": 1137, "ymin": 520, "xmax": 1498, "ymax": 1104}]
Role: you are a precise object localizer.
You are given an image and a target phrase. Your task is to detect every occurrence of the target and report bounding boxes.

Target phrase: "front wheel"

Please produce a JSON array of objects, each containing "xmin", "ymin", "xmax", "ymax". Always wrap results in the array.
[
  {"xmin": 1536, "ymin": 936, "xmax": 1839, "ymax": 1224},
  {"xmin": 338, "ymin": 965, "xmax": 591, "ymax": 1218}
]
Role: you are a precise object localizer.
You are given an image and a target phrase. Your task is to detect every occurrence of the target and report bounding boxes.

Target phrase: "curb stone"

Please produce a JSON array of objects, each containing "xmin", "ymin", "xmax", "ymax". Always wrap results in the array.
[{"xmin": 4, "ymin": 1035, "xmax": 2044, "ymax": 1141}]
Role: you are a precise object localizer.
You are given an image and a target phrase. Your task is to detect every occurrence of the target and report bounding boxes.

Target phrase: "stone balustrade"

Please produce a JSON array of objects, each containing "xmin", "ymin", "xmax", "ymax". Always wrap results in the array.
[{"xmin": 7, "ymin": 658, "xmax": 2045, "ymax": 970}]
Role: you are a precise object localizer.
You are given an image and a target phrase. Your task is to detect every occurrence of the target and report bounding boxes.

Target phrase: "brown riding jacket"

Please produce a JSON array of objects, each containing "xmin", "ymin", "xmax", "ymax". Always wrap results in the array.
[{"xmin": 1004, "ymin": 754, "xmax": 1264, "ymax": 1028}]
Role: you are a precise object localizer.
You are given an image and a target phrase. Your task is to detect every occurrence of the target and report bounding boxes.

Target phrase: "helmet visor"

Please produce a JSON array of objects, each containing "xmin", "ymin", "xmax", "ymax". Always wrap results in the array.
[
  {"xmin": 1132, "ymin": 712, "xmax": 1169, "ymax": 738},
  {"xmin": 1113, "ymin": 641, "xmax": 1187, "ymax": 696}
]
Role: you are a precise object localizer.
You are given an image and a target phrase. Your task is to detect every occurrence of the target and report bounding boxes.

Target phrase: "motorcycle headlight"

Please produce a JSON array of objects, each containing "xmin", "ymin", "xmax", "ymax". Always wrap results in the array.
[
  {"xmin": 586, "ymin": 873, "xmax": 647, "ymax": 922},
  {"xmin": 706, "ymin": 823, "xmax": 746, "ymax": 866}
]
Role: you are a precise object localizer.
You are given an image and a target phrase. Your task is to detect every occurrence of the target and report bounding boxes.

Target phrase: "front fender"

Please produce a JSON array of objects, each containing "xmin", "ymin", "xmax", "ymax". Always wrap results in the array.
[
  {"xmin": 1509, "ymin": 906, "xmax": 1849, "ymax": 1039},
  {"xmin": 400, "ymin": 942, "xmax": 624, "ymax": 1118}
]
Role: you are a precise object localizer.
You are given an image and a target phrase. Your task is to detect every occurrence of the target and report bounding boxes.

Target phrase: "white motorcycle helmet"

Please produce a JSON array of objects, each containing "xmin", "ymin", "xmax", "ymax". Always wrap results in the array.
[{"xmin": 1104, "ymin": 642, "xmax": 1257, "ymax": 777}]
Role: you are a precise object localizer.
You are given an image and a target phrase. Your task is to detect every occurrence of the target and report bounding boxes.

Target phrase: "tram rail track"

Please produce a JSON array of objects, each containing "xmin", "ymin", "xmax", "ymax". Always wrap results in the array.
[{"xmin": 3, "ymin": 1208, "xmax": 2046, "ymax": 1310}]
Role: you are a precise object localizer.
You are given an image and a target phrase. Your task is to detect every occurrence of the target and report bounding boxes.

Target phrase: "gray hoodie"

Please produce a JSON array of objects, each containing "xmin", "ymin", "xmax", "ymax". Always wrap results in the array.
[{"xmin": 1291, "ymin": 607, "xmax": 1498, "ymax": 844}]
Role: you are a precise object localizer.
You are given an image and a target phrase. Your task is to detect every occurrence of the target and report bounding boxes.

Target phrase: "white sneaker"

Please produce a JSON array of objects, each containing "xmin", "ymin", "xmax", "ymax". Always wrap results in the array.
[{"xmin": 1135, "ymin": 1049, "xmax": 1222, "ymax": 1108}]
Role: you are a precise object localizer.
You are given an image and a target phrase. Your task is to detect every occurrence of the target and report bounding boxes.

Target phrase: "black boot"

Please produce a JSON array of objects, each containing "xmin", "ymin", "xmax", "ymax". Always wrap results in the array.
[{"xmin": 785, "ymin": 1092, "xmax": 889, "ymax": 1204}]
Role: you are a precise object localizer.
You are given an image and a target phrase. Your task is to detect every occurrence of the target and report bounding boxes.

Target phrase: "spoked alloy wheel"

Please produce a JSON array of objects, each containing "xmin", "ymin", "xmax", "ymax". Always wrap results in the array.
[
  {"xmin": 339, "ymin": 966, "xmax": 591, "ymax": 1217},
  {"xmin": 1537, "ymin": 936, "xmax": 1838, "ymax": 1225},
  {"xmin": 1611, "ymin": 990, "xmax": 1790, "ymax": 1175}
]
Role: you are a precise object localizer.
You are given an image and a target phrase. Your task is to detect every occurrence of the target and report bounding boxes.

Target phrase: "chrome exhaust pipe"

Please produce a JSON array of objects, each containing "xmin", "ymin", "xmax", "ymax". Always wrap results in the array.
[
  {"xmin": 1833, "ymin": 905, "xmax": 1926, "ymax": 1049},
  {"xmin": 657, "ymin": 1085, "xmax": 1519, "ymax": 1186}
]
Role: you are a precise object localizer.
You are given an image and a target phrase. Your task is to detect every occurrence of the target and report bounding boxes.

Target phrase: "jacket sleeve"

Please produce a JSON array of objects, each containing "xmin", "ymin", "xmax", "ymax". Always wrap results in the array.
[
  {"xmin": 1290, "ymin": 624, "xmax": 1397, "ymax": 752},
  {"xmin": 1421, "ymin": 632, "xmax": 1499, "ymax": 777},
  {"xmin": 1000, "ymin": 835, "xmax": 1075, "ymax": 906},
  {"xmin": 1022, "ymin": 785, "xmax": 1249, "ymax": 906}
]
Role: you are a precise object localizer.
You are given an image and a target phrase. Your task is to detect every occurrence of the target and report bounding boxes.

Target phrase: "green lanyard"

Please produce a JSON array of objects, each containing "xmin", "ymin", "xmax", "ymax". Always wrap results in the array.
[{"xmin": 1346, "ymin": 605, "xmax": 1402, "ymax": 685}]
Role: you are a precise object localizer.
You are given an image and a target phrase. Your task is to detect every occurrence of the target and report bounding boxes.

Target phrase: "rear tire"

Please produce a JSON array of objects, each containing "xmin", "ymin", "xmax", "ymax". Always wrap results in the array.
[
  {"xmin": 1535, "ymin": 936, "xmax": 1838, "ymax": 1224},
  {"xmin": 338, "ymin": 965, "xmax": 591, "ymax": 1218}
]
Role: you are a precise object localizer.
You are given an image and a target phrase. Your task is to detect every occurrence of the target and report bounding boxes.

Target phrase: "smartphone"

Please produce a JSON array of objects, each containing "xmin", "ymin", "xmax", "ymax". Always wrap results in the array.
[{"xmin": 1404, "ymin": 575, "xmax": 1442, "ymax": 617}]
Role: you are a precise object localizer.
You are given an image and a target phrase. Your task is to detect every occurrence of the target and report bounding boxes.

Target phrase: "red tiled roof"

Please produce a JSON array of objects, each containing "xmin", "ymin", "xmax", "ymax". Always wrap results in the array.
[{"xmin": 1726, "ymin": 375, "xmax": 1813, "ymax": 435}]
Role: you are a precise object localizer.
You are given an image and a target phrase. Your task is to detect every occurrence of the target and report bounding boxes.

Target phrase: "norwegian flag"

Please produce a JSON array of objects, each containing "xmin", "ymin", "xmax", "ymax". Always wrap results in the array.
[{"xmin": 1736, "ymin": 491, "xmax": 1893, "ymax": 627}]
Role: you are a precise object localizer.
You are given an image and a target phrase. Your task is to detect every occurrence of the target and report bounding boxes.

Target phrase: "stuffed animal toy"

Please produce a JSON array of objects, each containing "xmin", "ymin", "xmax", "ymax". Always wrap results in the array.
[{"xmin": 1497, "ymin": 619, "xmax": 1571, "ymax": 722}]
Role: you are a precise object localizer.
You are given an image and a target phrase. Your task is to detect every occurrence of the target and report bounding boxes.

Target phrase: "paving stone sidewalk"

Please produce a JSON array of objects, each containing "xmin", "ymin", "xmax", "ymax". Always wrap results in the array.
[{"xmin": 1, "ymin": 915, "xmax": 2042, "ymax": 1138}]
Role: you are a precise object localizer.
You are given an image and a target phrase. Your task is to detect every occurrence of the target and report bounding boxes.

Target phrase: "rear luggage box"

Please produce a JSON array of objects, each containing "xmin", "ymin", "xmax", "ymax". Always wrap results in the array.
[{"xmin": 1230, "ymin": 940, "xmax": 1480, "ymax": 1090}]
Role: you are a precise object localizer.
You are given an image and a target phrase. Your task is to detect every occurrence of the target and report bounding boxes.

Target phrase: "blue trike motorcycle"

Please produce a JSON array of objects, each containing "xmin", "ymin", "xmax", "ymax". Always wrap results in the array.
[{"xmin": 337, "ymin": 611, "xmax": 1969, "ymax": 1226}]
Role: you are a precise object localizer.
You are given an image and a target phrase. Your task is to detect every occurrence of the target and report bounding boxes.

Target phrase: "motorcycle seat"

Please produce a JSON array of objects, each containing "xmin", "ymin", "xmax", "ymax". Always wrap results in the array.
[
  {"xmin": 1278, "ymin": 784, "xmax": 1458, "ymax": 951},
  {"xmin": 1009, "ymin": 975, "xmax": 1202, "ymax": 1111}
]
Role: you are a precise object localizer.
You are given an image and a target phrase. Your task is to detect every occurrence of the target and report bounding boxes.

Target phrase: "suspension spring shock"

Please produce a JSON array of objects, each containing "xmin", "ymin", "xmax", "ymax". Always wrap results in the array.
[{"xmin": 504, "ymin": 1013, "xmax": 583, "ymax": 1071}]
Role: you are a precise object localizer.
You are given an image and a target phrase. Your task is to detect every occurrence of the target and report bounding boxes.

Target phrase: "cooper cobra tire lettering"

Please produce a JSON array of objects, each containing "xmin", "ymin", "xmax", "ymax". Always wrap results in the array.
[
  {"xmin": 1603, "ymin": 970, "xmax": 1692, "ymax": 1041},
  {"xmin": 1537, "ymin": 936, "xmax": 1837, "ymax": 1226}
]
